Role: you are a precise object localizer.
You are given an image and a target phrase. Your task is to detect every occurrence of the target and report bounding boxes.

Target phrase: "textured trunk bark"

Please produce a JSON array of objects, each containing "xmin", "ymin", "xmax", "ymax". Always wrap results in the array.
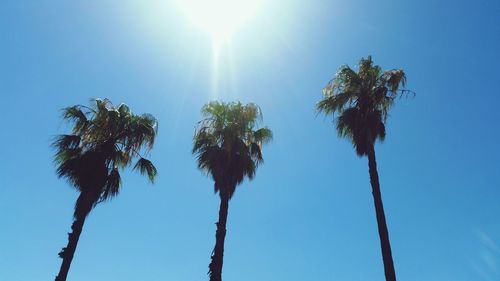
[
  {"xmin": 367, "ymin": 146, "xmax": 397, "ymax": 281},
  {"xmin": 55, "ymin": 193, "xmax": 92, "ymax": 281},
  {"xmin": 208, "ymin": 194, "xmax": 230, "ymax": 281}
]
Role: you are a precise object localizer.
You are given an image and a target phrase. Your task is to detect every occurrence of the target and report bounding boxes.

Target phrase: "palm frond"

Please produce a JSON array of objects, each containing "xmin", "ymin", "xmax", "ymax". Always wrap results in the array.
[
  {"xmin": 53, "ymin": 135, "xmax": 81, "ymax": 151},
  {"xmin": 62, "ymin": 106, "xmax": 89, "ymax": 134},
  {"xmin": 317, "ymin": 90, "xmax": 357, "ymax": 115},
  {"xmin": 249, "ymin": 142, "xmax": 263, "ymax": 164},
  {"xmin": 336, "ymin": 107, "xmax": 358, "ymax": 139},
  {"xmin": 382, "ymin": 69, "xmax": 407, "ymax": 93},
  {"xmin": 133, "ymin": 157, "xmax": 157, "ymax": 183},
  {"xmin": 117, "ymin": 103, "xmax": 130, "ymax": 116},
  {"xmin": 113, "ymin": 149, "xmax": 131, "ymax": 168},
  {"xmin": 54, "ymin": 147, "xmax": 81, "ymax": 164},
  {"xmin": 101, "ymin": 168, "xmax": 121, "ymax": 201},
  {"xmin": 55, "ymin": 157, "xmax": 80, "ymax": 186},
  {"xmin": 253, "ymin": 127, "xmax": 273, "ymax": 145}
]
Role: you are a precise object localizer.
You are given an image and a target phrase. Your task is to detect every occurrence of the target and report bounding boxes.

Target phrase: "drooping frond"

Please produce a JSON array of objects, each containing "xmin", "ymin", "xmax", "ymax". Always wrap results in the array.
[
  {"xmin": 112, "ymin": 149, "xmax": 131, "ymax": 168},
  {"xmin": 133, "ymin": 158, "xmax": 157, "ymax": 183},
  {"xmin": 100, "ymin": 168, "xmax": 121, "ymax": 201},
  {"xmin": 336, "ymin": 107, "xmax": 358, "ymax": 139},
  {"xmin": 248, "ymin": 142, "xmax": 263, "ymax": 165},
  {"xmin": 252, "ymin": 127, "xmax": 273, "ymax": 145},
  {"xmin": 382, "ymin": 69, "xmax": 406, "ymax": 93},
  {"xmin": 55, "ymin": 155, "xmax": 81, "ymax": 188}
]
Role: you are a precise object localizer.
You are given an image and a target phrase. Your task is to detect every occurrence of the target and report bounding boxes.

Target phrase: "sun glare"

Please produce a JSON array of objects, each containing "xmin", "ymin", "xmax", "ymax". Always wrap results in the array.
[{"xmin": 176, "ymin": 0, "xmax": 262, "ymax": 46}]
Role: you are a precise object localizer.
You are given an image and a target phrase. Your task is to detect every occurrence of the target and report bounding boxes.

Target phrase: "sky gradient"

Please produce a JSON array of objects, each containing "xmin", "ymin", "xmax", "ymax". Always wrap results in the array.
[{"xmin": 1, "ymin": 1, "xmax": 500, "ymax": 281}]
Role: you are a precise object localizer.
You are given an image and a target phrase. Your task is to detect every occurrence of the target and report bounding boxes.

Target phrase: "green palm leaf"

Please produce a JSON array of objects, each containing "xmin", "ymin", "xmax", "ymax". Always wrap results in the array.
[{"xmin": 133, "ymin": 158, "xmax": 157, "ymax": 183}]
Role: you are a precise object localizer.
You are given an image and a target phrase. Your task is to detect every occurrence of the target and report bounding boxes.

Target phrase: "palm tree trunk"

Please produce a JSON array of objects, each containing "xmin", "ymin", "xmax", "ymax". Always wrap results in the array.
[
  {"xmin": 367, "ymin": 146, "xmax": 397, "ymax": 281},
  {"xmin": 208, "ymin": 193, "xmax": 230, "ymax": 281},
  {"xmin": 55, "ymin": 193, "xmax": 92, "ymax": 281}
]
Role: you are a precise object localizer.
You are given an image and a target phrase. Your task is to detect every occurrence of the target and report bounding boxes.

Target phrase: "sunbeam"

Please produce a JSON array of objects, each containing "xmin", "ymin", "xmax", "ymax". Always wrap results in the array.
[{"xmin": 176, "ymin": 0, "xmax": 263, "ymax": 98}]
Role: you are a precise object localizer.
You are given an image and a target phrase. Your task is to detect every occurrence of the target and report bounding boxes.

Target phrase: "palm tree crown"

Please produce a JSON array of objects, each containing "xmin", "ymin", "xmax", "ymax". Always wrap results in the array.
[
  {"xmin": 53, "ymin": 98, "xmax": 158, "ymax": 216},
  {"xmin": 317, "ymin": 56, "xmax": 412, "ymax": 155},
  {"xmin": 192, "ymin": 101, "xmax": 272, "ymax": 198}
]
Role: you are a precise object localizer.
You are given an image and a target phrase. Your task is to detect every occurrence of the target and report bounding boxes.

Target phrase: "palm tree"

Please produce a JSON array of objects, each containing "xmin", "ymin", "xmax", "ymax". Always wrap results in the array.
[
  {"xmin": 317, "ymin": 56, "xmax": 413, "ymax": 281},
  {"xmin": 192, "ymin": 101, "xmax": 272, "ymax": 281},
  {"xmin": 53, "ymin": 98, "xmax": 158, "ymax": 281}
]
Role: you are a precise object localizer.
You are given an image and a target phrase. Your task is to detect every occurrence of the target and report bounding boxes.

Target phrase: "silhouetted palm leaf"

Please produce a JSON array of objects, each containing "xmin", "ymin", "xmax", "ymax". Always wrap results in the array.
[{"xmin": 133, "ymin": 157, "xmax": 157, "ymax": 183}]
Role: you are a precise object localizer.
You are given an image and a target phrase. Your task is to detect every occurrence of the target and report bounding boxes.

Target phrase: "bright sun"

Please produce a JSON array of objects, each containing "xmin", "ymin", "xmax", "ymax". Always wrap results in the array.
[{"xmin": 176, "ymin": 0, "xmax": 263, "ymax": 45}]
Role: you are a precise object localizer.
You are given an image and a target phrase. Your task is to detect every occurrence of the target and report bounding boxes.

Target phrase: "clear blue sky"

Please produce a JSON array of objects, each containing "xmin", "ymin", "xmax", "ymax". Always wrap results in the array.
[{"xmin": 1, "ymin": 1, "xmax": 500, "ymax": 280}]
